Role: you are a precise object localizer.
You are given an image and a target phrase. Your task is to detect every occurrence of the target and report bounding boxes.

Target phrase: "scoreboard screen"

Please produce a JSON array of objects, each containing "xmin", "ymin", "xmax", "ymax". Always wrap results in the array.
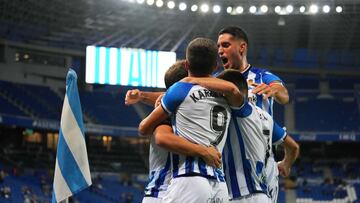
[{"xmin": 85, "ymin": 46, "xmax": 176, "ymax": 88}]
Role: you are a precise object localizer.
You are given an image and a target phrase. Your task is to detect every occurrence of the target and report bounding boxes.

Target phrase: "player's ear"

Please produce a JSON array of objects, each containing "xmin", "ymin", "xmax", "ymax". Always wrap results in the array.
[
  {"xmin": 184, "ymin": 60, "xmax": 190, "ymax": 71},
  {"xmin": 239, "ymin": 41, "xmax": 247, "ymax": 55}
]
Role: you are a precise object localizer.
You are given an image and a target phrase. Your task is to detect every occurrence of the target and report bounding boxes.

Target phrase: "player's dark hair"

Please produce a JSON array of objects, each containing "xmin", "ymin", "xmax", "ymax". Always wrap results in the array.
[
  {"xmin": 164, "ymin": 60, "xmax": 188, "ymax": 89},
  {"xmin": 216, "ymin": 69, "xmax": 248, "ymax": 97},
  {"xmin": 218, "ymin": 26, "xmax": 249, "ymax": 45},
  {"xmin": 186, "ymin": 38, "xmax": 218, "ymax": 76}
]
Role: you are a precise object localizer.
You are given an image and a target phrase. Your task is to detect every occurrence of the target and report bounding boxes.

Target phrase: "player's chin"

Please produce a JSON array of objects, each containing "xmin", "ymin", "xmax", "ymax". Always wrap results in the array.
[{"xmin": 223, "ymin": 63, "xmax": 231, "ymax": 69}]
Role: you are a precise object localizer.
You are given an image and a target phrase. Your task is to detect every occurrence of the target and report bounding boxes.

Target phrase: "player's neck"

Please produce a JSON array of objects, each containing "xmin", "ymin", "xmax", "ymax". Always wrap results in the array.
[
  {"xmin": 188, "ymin": 73, "xmax": 211, "ymax": 77},
  {"xmin": 240, "ymin": 63, "xmax": 251, "ymax": 73}
]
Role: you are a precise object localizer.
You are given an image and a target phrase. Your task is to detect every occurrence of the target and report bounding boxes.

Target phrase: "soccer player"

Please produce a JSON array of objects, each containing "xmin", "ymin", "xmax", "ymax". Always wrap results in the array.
[
  {"xmin": 184, "ymin": 69, "xmax": 298, "ymax": 202},
  {"xmin": 217, "ymin": 26, "xmax": 298, "ymax": 202},
  {"xmin": 133, "ymin": 60, "xmax": 222, "ymax": 203},
  {"xmin": 139, "ymin": 38, "xmax": 243, "ymax": 203}
]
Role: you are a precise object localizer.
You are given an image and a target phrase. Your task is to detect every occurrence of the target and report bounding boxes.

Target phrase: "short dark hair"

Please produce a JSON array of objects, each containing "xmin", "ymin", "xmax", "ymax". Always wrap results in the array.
[
  {"xmin": 186, "ymin": 38, "xmax": 218, "ymax": 76},
  {"xmin": 216, "ymin": 69, "xmax": 248, "ymax": 97},
  {"xmin": 164, "ymin": 60, "xmax": 188, "ymax": 89},
  {"xmin": 218, "ymin": 26, "xmax": 249, "ymax": 45}
]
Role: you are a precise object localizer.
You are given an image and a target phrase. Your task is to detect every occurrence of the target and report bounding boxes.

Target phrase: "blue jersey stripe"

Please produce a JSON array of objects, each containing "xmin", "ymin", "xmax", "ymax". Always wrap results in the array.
[
  {"xmin": 198, "ymin": 158, "xmax": 208, "ymax": 176},
  {"xmin": 185, "ymin": 156, "xmax": 194, "ymax": 174},
  {"xmin": 255, "ymin": 161, "xmax": 267, "ymax": 192},
  {"xmin": 215, "ymin": 168, "xmax": 225, "ymax": 182},
  {"xmin": 172, "ymin": 154, "xmax": 179, "ymax": 177},
  {"xmin": 268, "ymin": 97, "xmax": 273, "ymax": 116},
  {"xmin": 255, "ymin": 75, "xmax": 263, "ymax": 109},
  {"xmin": 225, "ymin": 133, "xmax": 241, "ymax": 197},
  {"xmin": 152, "ymin": 154, "xmax": 171, "ymax": 197},
  {"xmin": 233, "ymin": 117, "xmax": 255, "ymax": 194}
]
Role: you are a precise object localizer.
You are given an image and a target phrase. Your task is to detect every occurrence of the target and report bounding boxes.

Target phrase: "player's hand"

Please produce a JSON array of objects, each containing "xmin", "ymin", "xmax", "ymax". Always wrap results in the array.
[
  {"xmin": 202, "ymin": 146, "xmax": 222, "ymax": 168},
  {"xmin": 125, "ymin": 89, "xmax": 141, "ymax": 105},
  {"xmin": 154, "ymin": 94, "xmax": 164, "ymax": 108},
  {"xmin": 277, "ymin": 160, "xmax": 291, "ymax": 177},
  {"xmin": 251, "ymin": 83, "xmax": 274, "ymax": 100}
]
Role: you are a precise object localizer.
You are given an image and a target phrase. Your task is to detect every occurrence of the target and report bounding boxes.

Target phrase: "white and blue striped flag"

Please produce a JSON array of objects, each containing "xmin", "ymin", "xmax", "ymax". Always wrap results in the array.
[{"xmin": 52, "ymin": 69, "xmax": 92, "ymax": 203}]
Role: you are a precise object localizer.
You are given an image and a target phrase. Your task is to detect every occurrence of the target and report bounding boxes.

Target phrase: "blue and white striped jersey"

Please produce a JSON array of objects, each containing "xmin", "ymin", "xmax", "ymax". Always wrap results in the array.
[
  {"xmin": 144, "ymin": 135, "xmax": 171, "ymax": 198},
  {"xmin": 223, "ymin": 102, "xmax": 286, "ymax": 199},
  {"xmin": 161, "ymin": 81, "xmax": 231, "ymax": 181},
  {"xmin": 242, "ymin": 65, "xmax": 287, "ymax": 200},
  {"xmin": 243, "ymin": 65, "xmax": 283, "ymax": 116}
]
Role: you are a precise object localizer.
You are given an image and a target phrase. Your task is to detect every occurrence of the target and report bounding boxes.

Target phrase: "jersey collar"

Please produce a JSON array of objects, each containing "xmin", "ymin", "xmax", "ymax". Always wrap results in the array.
[{"xmin": 241, "ymin": 64, "xmax": 252, "ymax": 77}]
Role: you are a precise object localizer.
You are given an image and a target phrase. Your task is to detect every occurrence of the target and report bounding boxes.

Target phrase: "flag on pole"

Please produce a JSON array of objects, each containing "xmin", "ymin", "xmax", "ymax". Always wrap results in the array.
[{"xmin": 52, "ymin": 69, "xmax": 92, "ymax": 203}]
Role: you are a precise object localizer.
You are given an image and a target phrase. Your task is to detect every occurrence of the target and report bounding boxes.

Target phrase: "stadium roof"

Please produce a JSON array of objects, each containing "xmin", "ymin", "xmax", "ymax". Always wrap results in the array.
[{"xmin": 0, "ymin": 0, "xmax": 359, "ymax": 60}]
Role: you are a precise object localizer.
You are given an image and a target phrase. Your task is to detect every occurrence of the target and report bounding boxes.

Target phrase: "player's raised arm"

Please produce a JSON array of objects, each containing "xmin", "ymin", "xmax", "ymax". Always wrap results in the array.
[
  {"xmin": 154, "ymin": 124, "xmax": 222, "ymax": 168},
  {"xmin": 182, "ymin": 76, "xmax": 244, "ymax": 107},
  {"xmin": 138, "ymin": 105, "xmax": 168, "ymax": 136},
  {"xmin": 277, "ymin": 135, "xmax": 300, "ymax": 177},
  {"xmin": 125, "ymin": 89, "xmax": 164, "ymax": 106},
  {"xmin": 269, "ymin": 82, "xmax": 289, "ymax": 104},
  {"xmin": 251, "ymin": 70, "xmax": 289, "ymax": 104}
]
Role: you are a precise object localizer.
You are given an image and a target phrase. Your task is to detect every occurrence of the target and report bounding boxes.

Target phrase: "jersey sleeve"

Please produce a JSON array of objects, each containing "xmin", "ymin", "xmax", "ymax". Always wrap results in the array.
[
  {"xmin": 272, "ymin": 122, "xmax": 287, "ymax": 145},
  {"xmin": 161, "ymin": 82, "xmax": 194, "ymax": 115},
  {"xmin": 230, "ymin": 102, "xmax": 252, "ymax": 118},
  {"xmin": 262, "ymin": 70, "xmax": 284, "ymax": 85}
]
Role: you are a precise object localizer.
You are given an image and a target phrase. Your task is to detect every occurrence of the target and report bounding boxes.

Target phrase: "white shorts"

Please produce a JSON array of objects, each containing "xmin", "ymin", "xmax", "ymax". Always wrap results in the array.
[
  {"xmin": 142, "ymin": 196, "xmax": 163, "ymax": 203},
  {"xmin": 162, "ymin": 176, "xmax": 229, "ymax": 203},
  {"xmin": 266, "ymin": 157, "xmax": 279, "ymax": 203},
  {"xmin": 230, "ymin": 193, "xmax": 271, "ymax": 203}
]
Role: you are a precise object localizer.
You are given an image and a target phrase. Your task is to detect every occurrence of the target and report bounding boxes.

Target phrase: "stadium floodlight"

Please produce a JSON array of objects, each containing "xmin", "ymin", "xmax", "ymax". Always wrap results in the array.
[
  {"xmin": 200, "ymin": 4, "xmax": 209, "ymax": 13},
  {"xmin": 137, "ymin": 0, "xmax": 145, "ymax": 4},
  {"xmin": 179, "ymin": 2, "xmax": 187, "ymax": 11},
  {"xmin": 213, "ymin": 5, "xmax": 221, "ymax": 13},
  {"xmin": 260, "ymin": 5, "xmax": 268, "ymax": 13},
  {"xmin": 156, "ymin": 0, "xmax": 163, "ymax": 7},
  {"xmin": 191, "ymin": 4, "xmax": 198, "ymax": 12},
  {"xmin": 336, "ymin": 6, "xmax": 342, "ymax": 13},
  {"xmin": 146, "ymin": 0, "xmax": 154, "ymax": 6},
  {"xmin": 323, "ymin": 5, "xmax": 330, "ymax": 13},
  {"xmin": 249, "ymin": 6, "xmax": 256, "ymax": 13},
  {"xmin": 299, "ymin": 6, "xmax": 306, "ymax": 13},
  {"xmin": 227, "ymin": 6, "xmax": 233, "ymax": 13},
  {"xmin": 167, "ymin": 1, "xmax": 175, "ymax": 9},
  {"xmin": 286, "ymin": 5, "xmax": 294, "ymax": 13},
  {"xmin": 310, "ymin": 4, "xmax": 319, "ymax": 14},
  {"xmin": 275, "ymin": 6, "xmax": 281, "ymax": 14},
  {"xmin": 236, "ymin": 6, "xmax": 243, "ymax": 14}
]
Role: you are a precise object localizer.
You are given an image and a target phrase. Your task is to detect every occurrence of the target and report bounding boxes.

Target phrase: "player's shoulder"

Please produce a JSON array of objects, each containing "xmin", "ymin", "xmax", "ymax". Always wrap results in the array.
[
  {"xmin": 170, "ymin": 81, "xmax": 196, "ymax": 90},
  {"xmin": 250, "ymin": 66, "xmax": 271, "ymax": 74},
  {"xmin": 166, "ymin": 81, "xmax": 197, "ymax": 97},
  {"xmin": 163, "ymin": 82, "xmax": 197, "ymax": 110}
]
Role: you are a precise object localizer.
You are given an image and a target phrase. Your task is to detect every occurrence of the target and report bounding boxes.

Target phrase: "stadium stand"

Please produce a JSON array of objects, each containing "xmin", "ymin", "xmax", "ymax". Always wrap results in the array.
[{"xmin": 0, "ymin": 1, "xmax": 360, "ymax": 202}]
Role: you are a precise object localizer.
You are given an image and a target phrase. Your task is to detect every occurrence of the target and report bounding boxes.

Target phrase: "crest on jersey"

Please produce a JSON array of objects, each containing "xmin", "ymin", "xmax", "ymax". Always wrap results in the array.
[{"xmin": 247, "ymin": 79, "xmax": 257, "ymax": 104}]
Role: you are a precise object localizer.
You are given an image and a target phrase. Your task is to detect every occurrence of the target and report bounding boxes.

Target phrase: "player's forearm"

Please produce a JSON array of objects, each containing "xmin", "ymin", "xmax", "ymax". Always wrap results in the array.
[
  {"xmin": 187, "ymin": 77, "xmax": 238, "ymax": 95},
  {"xmin": 282, "ymin": 136, "xmax": 300, "ymax": 166},
  {"xmin": 140, "ymin": 92, "xmax": 164, "ymax": 106},
  {"xmin": 155, "ymin": 132, "xmax": 207, "ymax": 157},
  {"xmin": 271, "ymin": 84, "xmax": 289, "ymax": 104},
  {"xmin": 138, "ymin": 118, "xmax": 154, "ymax": 136},
  {"xmin": 138, "ymin": 106, "xmax": 168, "ymax": 136},
  {"xmin": 184, "ymin": 77, "xmax": 244, "ymax": 106}
]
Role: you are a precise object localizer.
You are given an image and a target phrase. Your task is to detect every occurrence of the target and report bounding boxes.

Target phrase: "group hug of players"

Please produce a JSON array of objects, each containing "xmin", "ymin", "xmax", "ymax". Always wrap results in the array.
[{"xmin": 125, "ymin": 26, "xmax": 300, "ymax": 203}]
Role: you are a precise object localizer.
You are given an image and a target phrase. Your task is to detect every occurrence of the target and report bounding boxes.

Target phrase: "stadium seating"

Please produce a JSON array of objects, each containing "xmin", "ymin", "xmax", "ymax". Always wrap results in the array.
[
  {"xmin": 0, "ymin": 163, "xmax": 144, "ymax": 203},
  {"xmin": 1, "ymin": 80, "xmax": 359, "ymax": 131},
  {"xmin": 0, "ymin": 96, "xmax": 27, "ymax": 117},
  {"xmin": 295, "ymin": 97, "xmax": 360, "ymax": 131},
  {"xmin": 0, "ymin": 81, "xmax": 62, "ymax": 120},
  {"xmin": 80, "ymin": 91, "xmax": 142, "ymax": 127}
]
